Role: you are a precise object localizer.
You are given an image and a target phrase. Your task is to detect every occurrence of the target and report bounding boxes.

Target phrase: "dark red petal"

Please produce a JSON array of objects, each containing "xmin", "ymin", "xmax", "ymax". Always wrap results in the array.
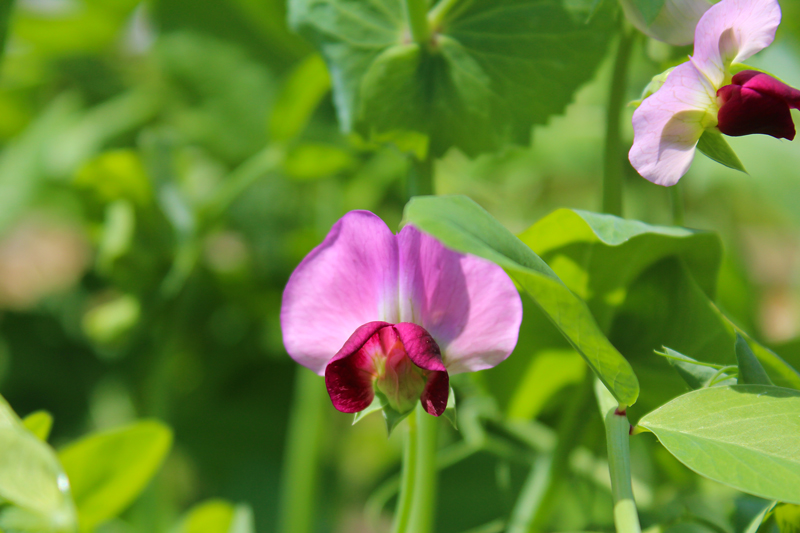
[
  {"xmin": 324, "ymin": 321, "xmax": 390, "ymax": 413},
  {"xmin": 420, "ymin": 371, "xmax": 450, "ymax": 417},
  {"xmin": 394, "ymin": 322, "xmax": 449, "ymax": 417},
  {"xmin": 717, "ymin": 84, "xmax": 796, "ymax": 140},
  {"xmin": 733, "ymin": 71, "xmax": 800, "ymax": 110}
]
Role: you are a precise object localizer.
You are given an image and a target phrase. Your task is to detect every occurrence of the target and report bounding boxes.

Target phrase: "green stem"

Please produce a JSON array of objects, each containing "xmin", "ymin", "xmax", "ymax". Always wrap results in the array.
[
  {"xmin": 408, "ymin": 156, "xmax": 434, "ymax": 197},
  {"xmin": 602, "ymin": 26, "xmax": 636, "ymax": 217},
  {"xmin": 404, "ymin": 0, "xmax": 430, "ymax": 46},
  {"xmin": 670, "ymin": 182, "xmax": 685, "ymax": 226},
  {"xmin": 392, "ymin": 408, "xmax": 419, "ymax": 533},
  {"xmin": 428, "ymin": 0, "xmax": 462, "ymax": 29},
  {"xmin": 407, "ymin": 405, "xmax": 439, "ymax": 533},
  {"xmin": 277, "ymin": 369, "xmax": 327, "ymax": 533},
  {"xmin": 0, "ymin": 0, "xmax": 15, "ymax": 63},
  {"xmin": 596, "ymin": 381, "xmax": 642, "ymax": 533},
  {"xmin": 507, "ymin": 375, "xmax": 592, "ymax": 533}
]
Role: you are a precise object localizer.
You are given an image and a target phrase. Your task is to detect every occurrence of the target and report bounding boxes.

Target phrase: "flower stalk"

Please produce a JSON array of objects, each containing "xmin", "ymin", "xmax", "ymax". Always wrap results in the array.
[
  {"xmin": 596, "ymin": 381, "xmax": 642, "ymax": 533},
  {"xmin": 404, "ymin": 0, "xmax": 430, "ymax": 46},
  {"xmin": 603, "ymin": 25, "xmax": 636, "ymax": 217}
]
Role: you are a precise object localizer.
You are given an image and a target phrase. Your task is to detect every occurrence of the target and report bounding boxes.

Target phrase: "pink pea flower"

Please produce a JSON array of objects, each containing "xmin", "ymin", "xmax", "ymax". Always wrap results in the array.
[
  {"xmin": 281, "ymin": 211, "xmax": 522, "ymax": 417},
  {"xmin": 629, "ymin": 0, "xmax": 799, "ymax": 186}
]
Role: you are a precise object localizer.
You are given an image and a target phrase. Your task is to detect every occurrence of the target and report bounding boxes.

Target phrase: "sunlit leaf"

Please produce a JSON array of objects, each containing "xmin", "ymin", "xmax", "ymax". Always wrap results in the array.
[
  {"xmin": 22, "ymin": 411, "xmax": 53, "ymax": 442},
  {"xmin": 639, "ymin": 385, "xmax": 800, "ymax": 504},
  {"xmin": 402, "ymin": 195, "xmax": 639, "ymax": 406},
  {"xmin": 58, "ymin": 420, "xmax": 172, "ymax": 531},
  {"xmin": 178, "ymin": 499, "xmax": 255, "ymax": 533}
]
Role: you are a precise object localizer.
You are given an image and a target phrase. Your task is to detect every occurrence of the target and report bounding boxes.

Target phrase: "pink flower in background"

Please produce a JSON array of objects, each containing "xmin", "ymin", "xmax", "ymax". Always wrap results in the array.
[
  {"xmin": 281, "ymin": 211, "xmax": 522, "ymax": 417},
  {"xmin": 629, "ymin": 0, "xmax": 799, "ymax": 186}
]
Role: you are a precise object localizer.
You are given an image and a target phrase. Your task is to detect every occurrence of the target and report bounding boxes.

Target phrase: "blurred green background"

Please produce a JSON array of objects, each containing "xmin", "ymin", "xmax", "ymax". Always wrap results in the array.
[{"xmin": 1, "ymin": 0, "xmax": 799, "ymax": 531}]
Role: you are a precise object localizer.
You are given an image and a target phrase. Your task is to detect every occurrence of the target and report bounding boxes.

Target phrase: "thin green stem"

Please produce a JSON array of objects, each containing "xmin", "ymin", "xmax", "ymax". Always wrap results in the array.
[
  {"xmin": 507, "ymin": 375, "xmax": 592, "ymax": 533},
  {"xmin": 404, "ymin": 0, "xmax": 430, "ymax": 46},
  {"xmin": 276, "ymin": 369, "xmax": 327, "ymax": 533},
  {"xmin": 670, "ymin": 182, "xmax": 685, "ymax": 226},
  {"xmin": 428, "ymin": 0, "xmax": 462, "ymax": 29},
  {"xmin": 602, "ymin": 25, "xmax": 636, "ymax": 217},
  {"xmin": 407, "ymin": 405, "xmax": 439, "ymax": 533},
  {"xmin": 408, "ymin": 155, "xmax": 434, "ymax": 197},
  {"xmin": 596, "ymin": 381, "xmax": 642, "ymax": 533},
  {"xmin": 392, "ymin": 408, "xmax": 419, "ymax": 533}
]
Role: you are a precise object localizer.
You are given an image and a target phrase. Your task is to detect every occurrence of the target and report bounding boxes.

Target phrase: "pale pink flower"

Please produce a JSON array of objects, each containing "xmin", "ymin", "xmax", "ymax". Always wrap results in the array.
[
  {"xmin": 281, "ymin": 211, "xmax": 522, "ymax": 416},
  {"xmin": 629, "ymin": 0, "xmax": 799, "ymax": 186}
]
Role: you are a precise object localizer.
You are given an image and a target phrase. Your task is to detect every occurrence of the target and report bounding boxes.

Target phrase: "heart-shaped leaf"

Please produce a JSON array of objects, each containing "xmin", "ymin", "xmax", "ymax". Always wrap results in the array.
[{"xmin": 289, "ymin": 0, "xmax": 615, "ymax": 157}]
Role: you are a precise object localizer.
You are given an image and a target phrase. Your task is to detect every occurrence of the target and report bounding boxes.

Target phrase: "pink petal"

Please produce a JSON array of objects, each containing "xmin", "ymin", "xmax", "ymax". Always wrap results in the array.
[
  {"xmin": 717, "ymin": 71, "xmax": 799, "ymax": 139},
  {"xmin": 629, "ymin": 62, "xmax": 716, "ymax": 186},
  {"xmin": 394, "ymin": 322, "xmax": 449, "ymax": 416},
  {"xmin": 691, "ymin": 0, "xmax": 781, "ymax": 87},
  {"xmin": 324, "ymin": 321, "xmax": 390, "ymax": 413},
  {"xmin": 397, "ymin": 226, "xmax": 522, "ymax": 375},
  {"xmin": 281, "ymin": 211, "xmax": 400, "ymax": 374}
]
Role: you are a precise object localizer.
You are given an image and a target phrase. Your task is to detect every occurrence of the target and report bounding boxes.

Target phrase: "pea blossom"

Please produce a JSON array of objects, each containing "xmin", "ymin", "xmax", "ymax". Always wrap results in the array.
[
  {"xmin": 281, "ymin": 211, "xmax": 522, "ymax": 417},
  {"xmin": 629, "ymin": 0, "xmax": 799, "ymax": 186}
]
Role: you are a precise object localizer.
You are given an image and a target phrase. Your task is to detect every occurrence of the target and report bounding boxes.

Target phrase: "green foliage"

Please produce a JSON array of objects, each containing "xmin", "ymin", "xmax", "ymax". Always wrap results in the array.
[
  {"xmin": 402, "ymin": 195, "xmax": 639, "ymax": 406},
  {"xmin": 22, "ymin": 412, "xmax": 53, "ymax": 443},
  {"xmin": 58, "ymin": 421, "xmax": 172, "ymax": 532},
  {"xmin": 289, "ymin": 0, "xmax": 615, "ymax": 157},
  {"xmin": 0, "ymin": 398, "xmax": 76, "ymax": 533},
  {"xmin": 178, "ymin": 500, "xmax": 255, "ymax": 533},
  {"xmin": 639, "ymin": 385, "xmax": 800, "ymax": 504},
  {"xmin": 697, "ymin": 130, "xmax": 747, "ymax": 174},
  {"xmin": 736, "ymin": 334, "xmax": 774, "ymax": 386},
  {"xmin": 660, "ymin": 348, "xmax": 736, "ymax": 389},
  {"xmin": 633, "ymin": 0, "xmax": 666, "ymax": 25}
]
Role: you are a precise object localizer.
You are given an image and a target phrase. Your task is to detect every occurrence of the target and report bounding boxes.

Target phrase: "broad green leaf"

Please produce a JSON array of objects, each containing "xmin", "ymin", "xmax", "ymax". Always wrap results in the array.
[
  {"xmin": 289, "ymin": 0, "xmax": 615, "ymax": 157},
  {"xmin": 178, "ymin": 499, "xmax": 255, "ymax": 533},
  {"xmin": 639, "ymin": 385, "xmax": 800, "ymax": 504},
  {"xmin": 697, "ymin": 129, "xmax": 747, "ymax": 174},
  {"xmin": 59, "ymin": 421, "xmax": 173, "ymax": 531},
  {"xmin": 23, "ymin": 411, "xmax": 54, "ymax": 442},
  {"xmin": 402, "ymin": 195, "xmax": 639, "ymax": 407},
  {"xmin": 0, "ymin": 398, "xmax": 76, "ymax": 532},
  {"xmin": 736, "ymin": 334, "xmax": 773, "ymax": 386},
  {"xmin": 521, "ymin": 208, "xmax": 722, "ymax": 331},
  {"xmin": 269, "ymin": 54, "xmax": 331, "ymax": 142}
]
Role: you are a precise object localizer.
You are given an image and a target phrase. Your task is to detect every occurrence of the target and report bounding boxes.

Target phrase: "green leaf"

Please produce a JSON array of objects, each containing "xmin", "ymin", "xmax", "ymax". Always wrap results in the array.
[
  {"xmin": 736, "ymin": 334, "xmax": 774, "ymax": 386},
  {"xmin": 58, "ymin": 420, "xmax": 173, "ymax": 531},
  {"xmin": 633, "ymin": 0, "xmax": 665, "ymax": 25},
  {"xmin": 22, "ymin": 411, "xmax": 54, "ymax": 442},
  {"xmin": 506, "ymin": 349, "xmax": 586, "ymax": 420},
  {"xmin": 284, "ymin": 143, "xmax": 357, "ymax": 180},
  {"xmin": 289, "ymin": 0, "xmax": 615, "ymax": 157},
  {"xmin": 659, "ymin": 348, "xmax": 736, "ymax": 390},
  {"xmin": 521, "ymin": 208, "xmax": 722, "ymax": 331},
  {"xmin": 402, "ymin": 195, "xmax": 639, "ymax": 407},
  {"xmin": 743, "ymin": 501, "xmax": 778, "ymax": 533},
  {"xmin": 0, "ymin": 397, "xmax": 76, "ymax": 532},
  {"xmin": 697, "ymin": 129, "xmax": 747, "ymax": 174},
  {"xmin": 353, "ymin": 395, "xmax": 387, "ymax": 425},
  {"xmin": 610, "ymin": 258, "xmax": 800, "ymax": 420},
  {"xmin": 178, "ymin": 499, "xmax": 255, "ymax": 533},
  {"xmin": 639, "ymin": 385, "xmax": 800, "ymax": 504}
]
